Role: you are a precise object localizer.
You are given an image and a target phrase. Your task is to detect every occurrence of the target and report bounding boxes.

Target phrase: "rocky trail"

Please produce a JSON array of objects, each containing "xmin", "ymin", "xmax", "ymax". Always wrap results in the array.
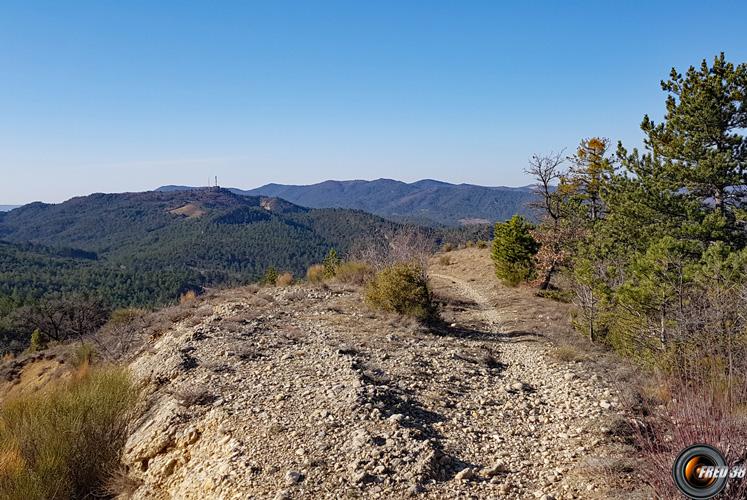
[{"xmin": 113, "ymin": 248, "xmax": 639, "ymax": 499}]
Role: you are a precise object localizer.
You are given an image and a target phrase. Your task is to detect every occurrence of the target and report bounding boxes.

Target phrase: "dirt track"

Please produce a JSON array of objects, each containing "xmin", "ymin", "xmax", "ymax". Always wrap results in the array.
[{"xmin": 109, "ymin": 248, "xmax": 641, "ymax": 499}]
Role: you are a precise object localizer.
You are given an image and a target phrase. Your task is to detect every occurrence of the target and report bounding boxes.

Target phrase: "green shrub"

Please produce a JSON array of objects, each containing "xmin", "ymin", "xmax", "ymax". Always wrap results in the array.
[
  {"xmin": 306, "ymin": 264, "xmax": 325, "ymax": 283},
  {"xmin": 365, "ymin": 263, "xmax": 437, "ymax": 321},
  {"xmin": 476, "ymin": 240, "xmax": 488, "ymax": 249},
  {"xmin": 334, "ymin": 261, "xmax": 373, "ymax": 285},
  {"xmin": 323, "ymin": 248, "xmax": 341, "ymax": 278},
  {"xmin": 535, "ymin": 289, "xmax": 572, "ymax": 303},
  {"xmin": 0, "ymin": 366, "xmax": 138, "ymax": 500},
  {"xmin": 28, "ymin": 329, "xmax": 46, "ymax": 353},
  {"xmin": 491, "ymin": 215, "xmax": 539, "ymax": 286}
]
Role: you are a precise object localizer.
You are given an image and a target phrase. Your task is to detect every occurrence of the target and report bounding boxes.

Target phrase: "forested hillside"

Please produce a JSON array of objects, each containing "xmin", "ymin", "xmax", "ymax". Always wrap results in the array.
[{"xmin": 0, "ymin": 188, "xmax": 487, "ymax": 352}]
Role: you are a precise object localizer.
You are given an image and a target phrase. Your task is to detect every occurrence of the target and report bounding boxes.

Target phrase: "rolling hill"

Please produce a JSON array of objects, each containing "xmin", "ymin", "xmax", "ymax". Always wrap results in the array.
[{"xmin": 158, "ymin": 179, "xmax": 536, "ymax": 226}]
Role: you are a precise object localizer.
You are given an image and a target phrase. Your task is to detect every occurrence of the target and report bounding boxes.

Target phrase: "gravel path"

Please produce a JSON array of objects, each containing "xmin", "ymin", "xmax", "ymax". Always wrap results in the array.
[{"xmin": 118, "ymin": 249, "xmax": 639, "ymax": 499}]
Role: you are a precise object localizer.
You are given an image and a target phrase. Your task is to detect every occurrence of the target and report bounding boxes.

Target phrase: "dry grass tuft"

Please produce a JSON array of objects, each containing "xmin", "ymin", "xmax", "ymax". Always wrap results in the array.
[
  {"xmin": 71, "ymin": 343, "xmax": 96, "ymax": 369},
  {"xmin": 179, "ymin": 290, "xmax": 198, "ymax": 305},
  {"xmin": 550, "ymin": 345, "xmax": 587, "ymax": 363},
  {"xmin": 103, "ymin": 466, "xmax": 143, "ymax": 498},
  {"xmin": 306, "ymin": 264, "xmax": 325, "ymax": 283},
  {"xmin": 438, "ymin": 255, "xmax": 452, "ymax": 266},
  {"xmin": 0, "ymin": 365, "xmax": 138, "ymax": 500}
]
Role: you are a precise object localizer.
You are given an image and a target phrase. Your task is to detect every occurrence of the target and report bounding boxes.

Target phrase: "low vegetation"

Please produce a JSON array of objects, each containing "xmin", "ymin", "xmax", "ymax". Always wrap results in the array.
[
  {"xmin": 0, "ymin": 365, "xmax": 138, "ymax": 500},
  {"xmin": 275, "ymin": 272, "xmax": 294, "ymax": 287},
  {"xmin": 365, "ymin": 262, "xmax": 437, "ymax": 321}
]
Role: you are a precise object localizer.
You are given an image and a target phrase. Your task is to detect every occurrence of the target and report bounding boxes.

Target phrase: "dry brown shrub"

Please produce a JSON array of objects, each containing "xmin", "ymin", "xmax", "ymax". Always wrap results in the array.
[
  {"xmin": 275, "ymin": 272, "xmax": 294, "ymax": 287},
  {"xmin": 334, "ymin": 261, "xmax": 374, "ymax": 286},
  {"xmin": 173, "ymin": 384, "xmax": 215, "ymax": 407},
  {"xmin": 634, "ymin": 377, "xmax": 747, "ymax": 499},
  {"xmin": 179, "ymin": 290, "xmax": 198, "ymax": 304},
  {"xmin": 306, "ymin": 264, "xmax": 325, "ymax": 283}
]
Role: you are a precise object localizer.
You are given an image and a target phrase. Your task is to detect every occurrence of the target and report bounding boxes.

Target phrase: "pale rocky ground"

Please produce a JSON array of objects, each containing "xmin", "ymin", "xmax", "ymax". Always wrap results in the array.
[{"xmin": 116, "ymin": 248, "xmax": 644, "ymax": 499}]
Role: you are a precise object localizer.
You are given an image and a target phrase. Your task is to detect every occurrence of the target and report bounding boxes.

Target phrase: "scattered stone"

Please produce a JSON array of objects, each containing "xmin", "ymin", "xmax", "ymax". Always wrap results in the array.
[
  {"xmin": 273, "ymin": 490, "xmax": 291, "ymax": 500},
  {"xmin": 387, "ymin": 413, "xmax": 404, "ymax": 424},
  {"xmin": 484, "ymin": 460, "xmax": 508, "ymax": 477},
  {"xmin": 455, "ymin": 468, "xmax": 475, "ymax": 481},
  {"xmin": 285, "ymin": 470, "xmax": 304, "ymax": 485}
]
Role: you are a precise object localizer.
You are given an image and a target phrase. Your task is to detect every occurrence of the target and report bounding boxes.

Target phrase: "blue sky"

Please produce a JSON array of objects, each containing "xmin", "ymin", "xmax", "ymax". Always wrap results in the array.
[{"xmin": 1, "ymin": 1, "xmax": 745, "ymax": 204}]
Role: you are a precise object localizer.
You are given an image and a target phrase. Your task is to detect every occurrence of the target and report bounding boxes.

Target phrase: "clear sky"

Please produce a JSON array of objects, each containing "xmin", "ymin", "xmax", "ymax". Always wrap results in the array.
[{"xmin": 1, "ymin": 1, "xmax": 745, "ymax": 204}]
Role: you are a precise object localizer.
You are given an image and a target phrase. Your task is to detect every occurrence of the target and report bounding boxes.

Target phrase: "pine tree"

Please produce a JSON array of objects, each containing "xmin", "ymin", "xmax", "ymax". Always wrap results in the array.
[
  {"xmin": 491, "ymin": 215, "xmax": 539, "ymax": 286},
  {"xmin": 565, "ymin": 137, "xmax": 616, "ymax": 222},
  {"xmin": 261, "ymin": 266, "xmax": 279, "ymax": 286},
  {"xmin": 323, "ymin": 248, "xmax": 340, "ymax": 278},
  {"xmin": 617, "ymin": 53, "xmax": 747, "ymax": 249}
]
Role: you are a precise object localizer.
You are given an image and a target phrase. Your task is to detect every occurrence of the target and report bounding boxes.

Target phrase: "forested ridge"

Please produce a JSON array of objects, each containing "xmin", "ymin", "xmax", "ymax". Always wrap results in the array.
[{"xmin": 159, "ymin": 178, "xmax": 535, "ymax": 227}]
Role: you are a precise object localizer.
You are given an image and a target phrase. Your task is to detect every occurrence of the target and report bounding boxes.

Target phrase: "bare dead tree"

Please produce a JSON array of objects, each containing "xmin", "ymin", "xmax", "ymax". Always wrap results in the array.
[
  {"xmin": 525, "ymin": 151, "xmax": 567, "ymax": 289},
  {"xmin": 17, "ymin": 296, "xmax": 110, "ymax": 342},
  {"xmin": 525, "ymin": 150, "xmax": 565, "ymax": 223},
  {"xmin": 351, "ymin": 226, "xmax": 433, "ymax": 275}
]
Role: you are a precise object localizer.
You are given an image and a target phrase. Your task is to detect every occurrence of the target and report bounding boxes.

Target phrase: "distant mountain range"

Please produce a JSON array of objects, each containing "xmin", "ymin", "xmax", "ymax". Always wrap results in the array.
[
  {"xmin": 0, "ymin": 205, "xmax": 20, "ymax": 212},
  {"xmin": 158, "ymin": 179, "xmax": 536, "ymax": 226}
]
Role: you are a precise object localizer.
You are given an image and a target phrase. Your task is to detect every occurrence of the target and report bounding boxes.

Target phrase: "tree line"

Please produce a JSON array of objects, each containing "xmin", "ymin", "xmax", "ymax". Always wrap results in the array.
[{"xmin": 493, "ymin": 53, "xmax": 747, "ymax": 390}]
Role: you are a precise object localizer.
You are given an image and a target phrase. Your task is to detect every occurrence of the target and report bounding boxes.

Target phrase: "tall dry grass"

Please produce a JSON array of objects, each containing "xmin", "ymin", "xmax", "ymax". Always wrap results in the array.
[
  {"xmin": 634, "ymin": 374, "xmax": 747, "ymax": 499},
  {"xmin": 0, "ymin": 365, "xmax": 138, "ymax": 500}
]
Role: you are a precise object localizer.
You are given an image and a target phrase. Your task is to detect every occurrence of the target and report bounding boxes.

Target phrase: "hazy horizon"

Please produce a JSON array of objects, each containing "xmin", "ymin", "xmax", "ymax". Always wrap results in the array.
[{"xmin": 2, "ymin": 1, "xmax": 746, "ymax": 204}]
